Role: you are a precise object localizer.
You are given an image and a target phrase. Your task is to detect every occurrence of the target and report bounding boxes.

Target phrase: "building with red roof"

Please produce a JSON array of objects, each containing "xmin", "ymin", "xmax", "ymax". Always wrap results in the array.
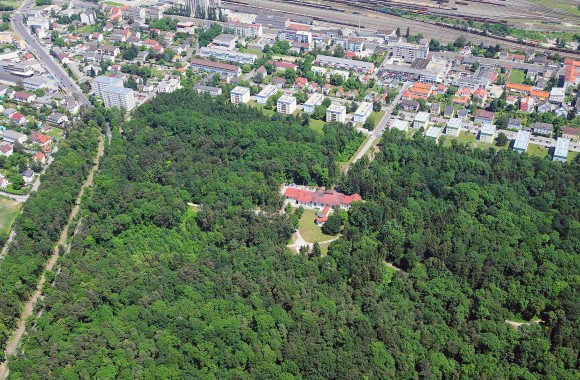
[{"xmin": 283, "ymin": 184, "xmax": 362, "ymax": 210}]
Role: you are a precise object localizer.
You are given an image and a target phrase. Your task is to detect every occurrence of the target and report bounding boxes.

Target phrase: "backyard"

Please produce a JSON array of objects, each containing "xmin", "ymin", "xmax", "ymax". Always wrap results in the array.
[{"xmin": 508, "ymin": 69, "xmax": 526, "ymax": 84}]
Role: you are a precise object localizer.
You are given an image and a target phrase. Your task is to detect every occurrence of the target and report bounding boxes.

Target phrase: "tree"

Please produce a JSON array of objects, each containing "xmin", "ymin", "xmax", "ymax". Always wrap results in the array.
[
  {"xmin": 373, "ymin": 101, "xmax": 381, "ymax": 112},
  {"xmin": 495, "ymin": 132, "xmax": 508, "ymax": 147},
  {"xmin": 322, "ymin": 214, "xmax": 342, "ymax": 235},
  {"xmin": 310, "ymin": 242, "xmax": 321, "ymax": 258},
  {"xmin": 363, "ymin": 117, "xmax": 375, "ymax": 130},
  {"xmin": 396, "ymin": 27, "xmax": 401, "ymax": 37},
  {"xmin": 454, "ymin": 35, "xmax": 467, "ymax": 48},
  {"xmin": 333, "ymin": 45, "xmax": 345, "ymax": 58},
  {"xmin": 405, "ymin": 27, "xmax": 410, "ymax": 38}
]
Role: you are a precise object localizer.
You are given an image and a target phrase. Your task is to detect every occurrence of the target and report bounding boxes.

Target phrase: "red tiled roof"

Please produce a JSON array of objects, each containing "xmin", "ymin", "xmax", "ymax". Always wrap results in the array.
[
  {"xmin": 0, "ymin": 144, "xmax": 12, "ymax": 154},
  {"xmin": 35, "ymin": 151, "xmax": 44, "ymax": 160}
]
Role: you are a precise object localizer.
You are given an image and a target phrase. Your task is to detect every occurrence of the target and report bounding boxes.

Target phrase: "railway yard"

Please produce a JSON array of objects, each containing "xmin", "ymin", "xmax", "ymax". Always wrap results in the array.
[{"xmin": 229, "ymin": 0, "xmax": 580, "ymax": 59}]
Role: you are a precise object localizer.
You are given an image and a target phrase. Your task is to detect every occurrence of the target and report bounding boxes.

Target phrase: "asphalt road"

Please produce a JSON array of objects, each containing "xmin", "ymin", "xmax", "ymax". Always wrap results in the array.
[
  {"xmin": 347, "ymin": 81, "xmax": 411, "ymax": 171},
  {"xmin": 13, "ymin": 0, "xmax": 92, "ymax": 107}
]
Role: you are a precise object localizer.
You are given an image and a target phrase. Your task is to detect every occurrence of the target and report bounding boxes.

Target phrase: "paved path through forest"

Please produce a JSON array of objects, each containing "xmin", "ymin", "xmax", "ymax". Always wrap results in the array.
[{"xmin": 0, "ymin": 136, "xmax": 104, "ymax": 380}]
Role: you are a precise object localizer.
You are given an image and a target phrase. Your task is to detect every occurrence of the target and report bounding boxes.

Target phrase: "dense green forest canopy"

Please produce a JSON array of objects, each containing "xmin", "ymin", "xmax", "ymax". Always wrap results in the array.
[{"xmin": 8, "ymin": 92, "xmax": 579, "ymax": 379}]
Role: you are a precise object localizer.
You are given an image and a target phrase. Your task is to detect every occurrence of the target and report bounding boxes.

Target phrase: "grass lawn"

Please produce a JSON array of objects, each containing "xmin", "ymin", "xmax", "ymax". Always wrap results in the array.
[
  {"xmin": 4, "ymin": 184, "xmax": 30, "ymax": 195},
  {"xmin": 240, "ymin": 48, "xmax": 265, "ymax": 57},
  {"xmin": 249, "ymin": 101, "xmax": 275, "ymax": 117},
  {"xmin": 567, "ymin": 150, "xmax": 579, "ymax": 163},
  {"xmin": 528, "ymin": 0, "xmax": 580, "ymax": 16},
  {"xmin": 0, "ymin": 197, "xmax": 21, "ymax": 239},
  {"xmin": 309, "ymin": 118, "xmax": 325, "ymax": 133},
  {"xmin": 371, "ymin": 110, "xmax": 386, "ymax": 125},
  {"xmin": 297, "ymin": 209, "xmax": 333, "ymax": 243},
  {"xmin": 46, "ymin": 128, "xmax": 64, "ymax": 140},
  {"xmin": 104, "ymin": 1, "xmax": 124, "ymax": 6},
  {"xmin": 508, "ymin": 69, "xmax": 526, "ymax": 84},
  {"xmin": 76, "ymin": 25, "xmax": 98, "ymax": 33},
  {"xmin": 526, "ymin": 143, "xmax": 549, "ymax": 158}
]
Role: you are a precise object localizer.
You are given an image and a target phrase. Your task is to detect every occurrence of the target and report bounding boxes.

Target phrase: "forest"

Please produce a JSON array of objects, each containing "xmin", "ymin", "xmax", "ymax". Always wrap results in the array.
[
  {"xmin": 7, "ymin": 92, "xmax": 579, "ymax": 379},
  {"xmin": 0, "ymin": 111, "xmax": 100, "ymax": 353}
]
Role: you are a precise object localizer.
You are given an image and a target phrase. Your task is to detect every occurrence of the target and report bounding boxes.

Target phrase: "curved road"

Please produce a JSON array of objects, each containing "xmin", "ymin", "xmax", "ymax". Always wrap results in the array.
[{"xmin": 12, "ymin": 0, "xmax": 91, "ymax": 107}]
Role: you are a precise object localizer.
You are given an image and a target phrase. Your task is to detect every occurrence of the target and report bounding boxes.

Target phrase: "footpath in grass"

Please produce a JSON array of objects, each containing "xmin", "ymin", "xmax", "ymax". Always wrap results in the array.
[{"xmin": 0, "ymin": 197, "xmax": 21, "ymax": 239}]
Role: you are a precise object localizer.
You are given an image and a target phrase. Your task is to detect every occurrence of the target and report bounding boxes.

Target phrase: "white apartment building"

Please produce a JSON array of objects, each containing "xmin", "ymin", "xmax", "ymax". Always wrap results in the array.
[
  {"xmin": 277, "ymin": 95, "xmax": 297, "ymax": 114},
  {"xmin": 388, "ymin": 39, "xmax": 429, "ymax": 61},
  {"xmin": 445, "ymin": 118, "xmax": 462, "ymax": 137},
  {"xmin": 303, "ymin": 93, "xmax": 324, "ymax": 113},
  {"xmin": 353, "ymin": 102, "xmax": 372, "ymax": 123},
  {"xmin": 102, "ymin": 86, "xmax": 136, "ymax": 111},
  {"xmin": 92, "ymin": 76, "xmax": 124, "ymax": 98},
  {"xmin": 326, "ymin": 104, "xmax": 346, "ymax": 123},
  {"xmin": 553, "ymin": 137, "xmax": 570, "ymax": 162},
  {"xmin": 230, "ymin": 86, "xmax": 250, "ymax": 104},
  {"xmin": 256, "ymin": 85, "xmax": 278, "ymax": 104},
  {"xmin": 513, "ymin": 130, "xmax": 531, "ymax": 153},
  {"xmin": 199, "ymin": 47, "xmax": 257, "ymax": 65},
  {"xmin": 479, "ymin": 124, "xmax": 497, "ymax": 144},
  {"xmin": 225, "ymin": 21, "xmax": 263, "ymax": 38}
]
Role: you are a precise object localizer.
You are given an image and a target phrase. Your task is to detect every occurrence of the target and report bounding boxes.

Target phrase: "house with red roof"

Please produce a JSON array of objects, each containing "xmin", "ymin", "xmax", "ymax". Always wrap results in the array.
[
  {"xmin": 473, "ymin": 88, "xmax": 487, "ymax": 103},
  {"xmin": 13, "ymin": 91, "xmax": 35, "ymax": 103},
  {"xmin": 30, "ymin": 131, "xmax": 52, "ymax": 150},
  {"xmin": 282, "ymin": 184, "xmax": 362, "ymax": 211},
  {"xmin": 268, "ymin": 60, "xmax": 297, "ymax": 71},
  {"xmin": 0, "ymin": 143, "xmax": 13, "ymax": 156},
  {"xmin": 294, "ymin": 77, "xmax": 308, "ymax": 89},
  {"xmin": 9, "ymin": 113, "xmax": 26, "ymax": 125},
  {"xmin": 35, "ymin": 151, "xmax": 46, "ymax": 165}
]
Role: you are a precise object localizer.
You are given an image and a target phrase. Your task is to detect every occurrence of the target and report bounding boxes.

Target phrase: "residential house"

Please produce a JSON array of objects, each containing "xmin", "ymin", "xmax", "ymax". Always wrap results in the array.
[
  {"xmin": 507, "ymin": 118, "xmax": 523, "ymax": 130},
  {"xmin": 13, "ymin": 91, "xmax": 35, "ymax": 103},
  {"xmin": 445, "ymin": 117, "xmax": 462, "ymax": 137},
  {"xmin": 474, "ymin": 109, "xmax": 494, "ymax": 126},
  {"xmin": 536, "ymin": 100, "xmax": 553, "ymax": 113},
  {"xmin": 549, "ymin": 87, "xmax": 566, "ymax": 103},
  {"xmin": 555, "ymin": 103, "xmax": 570, "ymax": 118},
  {"xmin": 47, "ymin": 112, "xmax": 69, "ymax": 126},
  {"xmin": 520, "ymin": 96, "xmax": 535, "ymax": 113},
  {"xmin": 0, "ymin": 142, "xmax": 13, "ymax": 156},
  {"xmin": 430, "ymin": 102, "xmax": 440, "ymax": 115},
  {"xmin": 195, "ymin": 85, "xmax": 222, "ymax": 96},
  {"xmin": 457, "ymin": 108, "xmax": 469, "ymax": 120},
  {"xmin": 413, "ymin": 111, "xmax": 430, "ymax": 129},
  {"xmin": 553, "ymin": 137, "xmax": 570, "ymax": 162},
  {"xmin": 35, "ymin": 151, "xmax": 46, "ymax": 165},
  {"xmin": 533, "ymin": 122, "xmax": 554, "ymax": 136},
  {"xmin": 400, "ymin": 99, "xmax": 419, "ymax": 112},
  {"xmin": 271, "ymin": 76, "xmax": 285, "ymax": 89},
  {"xmin": 425, "ymin": 126, "xmax": 442, "ymax": 143},
  {"xmin": 513, "ymin": 130, "xmax": 531, "ymax": 153},
  {"xmin": 30, "ymin": 131, "xmax": 52, "ymax": 150},
  {"xmin": 9, "ymin": 113, "xmax": 26, "ymax": 126},
  {"xmin": 21, "ymin": 169, "xmax": 34, "ymax": 184},
  {"xmin": 443, "ymin": 106, "xmax": 454, "ymax": 118},
  {"xmin": 562, "ymin": 126, "xmax": 579, "ymax": 141}
]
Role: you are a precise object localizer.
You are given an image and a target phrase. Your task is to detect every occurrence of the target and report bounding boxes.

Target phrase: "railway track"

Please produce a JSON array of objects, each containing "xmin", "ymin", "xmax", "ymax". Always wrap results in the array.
[{"xmin": 228, "ymin": 0, "xmax": 580, "ymax": 59}]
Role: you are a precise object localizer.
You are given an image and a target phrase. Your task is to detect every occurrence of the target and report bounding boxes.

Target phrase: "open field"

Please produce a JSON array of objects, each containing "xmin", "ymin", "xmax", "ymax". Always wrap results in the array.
[
  {"xmin": 509, "ymin": 69, "xmax": 526, "ymax": 84},
  {"xmin": 297, "ymin": 209, "xmax": 332, "ymax": 243},
  {"xmin": 0, "ymin": 197, "xmax": 21, "ymax": 239}
]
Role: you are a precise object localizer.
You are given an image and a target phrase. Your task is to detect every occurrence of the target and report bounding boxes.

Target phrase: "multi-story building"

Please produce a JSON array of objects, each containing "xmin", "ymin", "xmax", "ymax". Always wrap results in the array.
[
  {"xmin": 425, "ymin": 126, "xmax": 442, "ymax": 143},
  {"xmin": 199, "ymin": 47, "xmax": 257, "ymax": 65},
  {"xmin": 479, "ymin": 124, "xmax": 496, "ymax": 143},
  {"xmin": 0, "ymin": 60, "xmax": 34, "ymax": 77},
  {"xmin": 92, "ymin": 75, "xmax": 124, "ymax": 98},
  {"xmin": 230, "ymin": 86, "xmax": 250, "ymax": 104},
  {"xmin": 195, "ymin": 85, "xmax": 223, "ymax": 96},
  {"xmin": 388, "ymin": 38, "xmax": 429, "ymax": 61},
  {"xmin": 314, "ymin": 55, "xmax": 374, "ymax": 74},
  {"xmin": 353, "ymin": 102, "xmax": 372, "ymax": 123},
  {"xmin": 101, "ymin": 86, "xmax": 136, "ymax": 110},
  {"xmin": 445, "ymin": 118, "xmax": 462, "ymax": 137},
  {"xmin": 256, "ymin": 85, "xmax": 278, "ymax": 104},
  {"xmin": 189, "ymin": 58, "xmax": 242, "ymax": 77},
  {"xmin": 413, "ymin": 111, "xmax": 430, "ymax": 129},
  {"xmin": 553, "ymin": 137, "xmax": 570, "ymax": 162},
  {"xmin": 326, "ymin": 104, "xmax": 346, "ymax": 123},
  {"xmin": 277, "ymin": 29, "xmax": 312, "ymax": 45},
  {"xmin": 211, "ymin": 34, "xmax": 238, "ymax": 50},
  {"xmin": 277, "ymin": 95, "xmax": 296, "ymax": 114},
  {"xmin": 225, "ymin": 21, "xmax": 262, "ymax": 38},
  {"xmin": 303, "ymin": 93, "xmax": 324, "ymax": 113},
  {"xmin": 513, "ymin": 130, "xmax": 531, "ymax": 153},
  {"xmin": 334, "ymin": 36, "xmax": 365, "ymax": 53}
]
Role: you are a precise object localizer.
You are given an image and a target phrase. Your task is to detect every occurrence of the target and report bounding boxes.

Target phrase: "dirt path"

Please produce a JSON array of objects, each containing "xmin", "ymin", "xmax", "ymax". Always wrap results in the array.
[
  {"xmin": 287, "ymin": 230, "xmax": 340, "ymax": 253},
  {"xmin": 0, "ymin": 136, "xmax": 104, "ymax": 380},
  {"xmin": 505, "ymin": 319, "xmax": 543, "ymax": 329}
]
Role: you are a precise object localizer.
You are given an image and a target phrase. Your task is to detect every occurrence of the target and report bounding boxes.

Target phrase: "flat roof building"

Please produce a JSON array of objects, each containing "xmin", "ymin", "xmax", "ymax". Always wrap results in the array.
[
  {"xmin": 479, "ymin": 124, "xmax": 496, "ymax": 144},
  {"xmin": 92, "ymin": 75, "xmax": 124, "ymax": 98},
  {"xmin": 353, "ymin": 102, "xmax": 372, "ymax": 123},
  {"xmin": 211, "ymin": 34, "xmax": 238, "ymax": 50},
  {"xmin": 414, "ymin": 111, "xmax": 430, "ymax": 128},
  {"xmin": 425, "ymin": 126, "xmax": 442, "ymax": 143},
  {"xmin": 303, "ymin": 93, "xmax": 324, "ymax": 113},
  {"xmin": 101, "ymin": 86, "xmax": 136, "ymax": 111},
  {"xmin": 391, "ymin": 119, "xmax": 409, "ymax": 132},
  {"xmin": 256, "ymin": 84, "xmax": 277, "ymax": 104},
  {"xmin": 315, "ymin": 55, "xmax": 374, "ymax": 73},
  {"xmin": 195, "ymin": 85, "xmax": 222, "ymax": 96},
  {"xmin": 199, "ymin": 47, "xmax": 257, "ymax": 65},
  {"xmin": 553, "ymin": 137, "xmax": 570, "ymax": 162},
  {"xmin": 230, "ymin": 86, "xmax": 250, "ymax": 104},
  {"xmin": 326, "ymin": 104, "xmax": 347, "ymax": 123},
  {"xmin": 277, "ymin": 95, "xmax": 297, "ymax": 114},
  {"xmin": 190, "ymin": 58, "xmax": 242, "ymax": 77},
  {"xmin": 445, "ymin": 117, "xmax": 462, "ymax": 137},
  {"xmin": 513, "ymin": 130, "xmax": 531, "ymax": 153}
]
